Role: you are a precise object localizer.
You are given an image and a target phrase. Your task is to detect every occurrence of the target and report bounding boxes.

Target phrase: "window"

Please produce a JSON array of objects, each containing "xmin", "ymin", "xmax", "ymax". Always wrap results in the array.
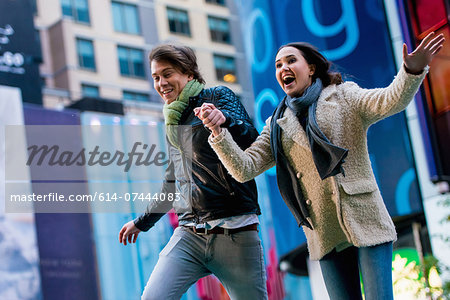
[
  {"xmin": 76, "ymin": 38, "xmax": 96, "ymax": 70},
  {"xmin": 61, "ymin": 0, "xmax": 90, "ymax": 23},
  {"xmin": 117, "ymin": 46, "xmax": 145, "ymax": 78},
  {"xmin": 167, "ymin": 7, "xmax": 191, "ymax": 36},
  {"xmin": 112, "ymin": 2, "xmax": 140, "ymax": 35},
  {"xmin": 213, "ymin": 54, "xmax": 237, "ymax": 83},
  {"xmin": 208, "ymin": 16, "xmax": 231, "ymax": 44},
  {"xmin": 123, "ymin": 90, "xmax": 149, "ymax": 102},
  {"xmin": 81, "ymin": 84, "xmax": 99, "ymax": 97},
  {"xmin": 205, "ymin": 0, "xmax": 225, "ymax": 5}
]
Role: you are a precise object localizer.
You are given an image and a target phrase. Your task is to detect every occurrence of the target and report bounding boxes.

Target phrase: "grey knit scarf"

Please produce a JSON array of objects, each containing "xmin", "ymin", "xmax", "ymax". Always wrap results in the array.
[{"xmin": 271, "ymin": 78, "xmax": 348, "ymax": 180}]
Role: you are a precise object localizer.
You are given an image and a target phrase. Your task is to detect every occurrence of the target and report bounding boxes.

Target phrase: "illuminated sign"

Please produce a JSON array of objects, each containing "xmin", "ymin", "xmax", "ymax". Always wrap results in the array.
[
  {"xmin": 0, "ymin": 0, "xmax": 42, "ymax": 104},
  {"xmin": 0, "ymin": 24, "xmax": 25, "ymax": 74}
]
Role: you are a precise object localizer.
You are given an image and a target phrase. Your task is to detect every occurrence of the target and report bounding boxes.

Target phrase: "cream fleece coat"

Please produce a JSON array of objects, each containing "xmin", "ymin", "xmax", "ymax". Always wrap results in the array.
[{"xmin": 209, "ymin": 65, "xmax": 428, "ymax": 260}]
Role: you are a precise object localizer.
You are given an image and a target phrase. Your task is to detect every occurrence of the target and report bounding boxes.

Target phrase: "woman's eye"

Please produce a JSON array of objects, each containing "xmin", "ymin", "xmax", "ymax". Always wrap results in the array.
[{"xmin": 288, "ymin": 58, "xmax": 296, "ymax": 64}]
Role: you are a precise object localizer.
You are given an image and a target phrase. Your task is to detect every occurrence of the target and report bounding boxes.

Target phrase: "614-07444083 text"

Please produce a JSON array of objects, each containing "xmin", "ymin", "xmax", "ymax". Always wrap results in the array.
[{"xmin": 9, "ymin": 192, "xmax": 181, "ymax": 202}]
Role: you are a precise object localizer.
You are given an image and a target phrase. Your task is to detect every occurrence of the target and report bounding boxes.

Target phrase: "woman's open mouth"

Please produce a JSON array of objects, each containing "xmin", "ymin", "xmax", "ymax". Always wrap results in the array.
[{"xmin": 283, "ymin": 76, "xmax": 295, "ymax": 88}]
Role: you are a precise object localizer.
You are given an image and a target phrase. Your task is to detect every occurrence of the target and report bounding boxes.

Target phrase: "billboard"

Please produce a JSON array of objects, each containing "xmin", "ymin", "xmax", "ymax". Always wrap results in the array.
[
  {"xmin": 0, "ymin": 0, "xmax": 42, "ymax": 104},
  {"xmin": 23, "ymin": 106, "xmax": 100, "ymax": 300}
]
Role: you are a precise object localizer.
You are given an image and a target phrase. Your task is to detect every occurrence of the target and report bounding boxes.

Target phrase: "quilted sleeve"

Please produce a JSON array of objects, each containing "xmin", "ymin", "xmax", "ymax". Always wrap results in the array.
[{"xmin": 212, "ymin": 86, "xmax": 259, "ymax": 149}]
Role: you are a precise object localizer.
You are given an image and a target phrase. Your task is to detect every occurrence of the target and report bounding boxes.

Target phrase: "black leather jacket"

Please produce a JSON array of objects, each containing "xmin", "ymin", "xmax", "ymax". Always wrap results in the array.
[{"xmin": 134, "ymin": 86, "xmax": 260, "ymax": 231}]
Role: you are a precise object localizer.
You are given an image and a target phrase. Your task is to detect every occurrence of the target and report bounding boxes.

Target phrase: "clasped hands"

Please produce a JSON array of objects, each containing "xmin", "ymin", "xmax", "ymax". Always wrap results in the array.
[{"xmin": 194, "ymin": 103, "xmax": 226, "ymax": 137}]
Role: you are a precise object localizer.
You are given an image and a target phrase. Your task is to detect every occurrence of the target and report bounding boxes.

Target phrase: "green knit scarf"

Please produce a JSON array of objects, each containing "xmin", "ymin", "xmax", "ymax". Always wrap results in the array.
[{"xmin": 163, "ymin": 79, "xmax": 204, "ymax": 148}]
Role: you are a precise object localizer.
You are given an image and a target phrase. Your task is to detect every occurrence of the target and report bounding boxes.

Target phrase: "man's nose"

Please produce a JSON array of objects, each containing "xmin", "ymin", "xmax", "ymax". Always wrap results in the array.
[{"xmin": 160, "ymin": 78, "xmax": 167, "ymax": 85}]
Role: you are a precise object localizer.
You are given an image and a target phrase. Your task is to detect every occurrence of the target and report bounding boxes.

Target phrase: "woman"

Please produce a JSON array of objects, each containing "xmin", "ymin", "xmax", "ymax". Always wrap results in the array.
[
  {"xmin": 195, "ymin": 32, "xmax": 444, "ymax": 299},
  {"xmin": 119, "ymin": 44, "xmax": 267, "ymax": 300}
]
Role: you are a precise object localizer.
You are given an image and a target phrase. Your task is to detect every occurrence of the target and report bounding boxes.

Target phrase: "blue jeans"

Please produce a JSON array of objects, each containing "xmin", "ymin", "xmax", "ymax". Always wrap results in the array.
[
  {"xmin": 141, "ymin": 226, "xmax": 267, "ymax": 300},
  {"xmin": 319, "ymin": 242, "xmax": 393, "ymax": 300}
]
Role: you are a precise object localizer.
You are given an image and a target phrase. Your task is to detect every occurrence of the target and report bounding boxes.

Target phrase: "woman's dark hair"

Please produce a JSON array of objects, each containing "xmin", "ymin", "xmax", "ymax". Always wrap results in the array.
[
  {"xmin": 149, "ymin": 44, "xmax": 205, "ymax": 84},
  {"xmin": 277, "ymin": 42, "xmax": 343, "ymax": 87}
]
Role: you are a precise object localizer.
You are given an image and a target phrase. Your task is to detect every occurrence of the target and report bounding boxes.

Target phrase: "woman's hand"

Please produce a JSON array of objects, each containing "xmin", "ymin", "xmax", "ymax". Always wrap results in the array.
[
  {"xmin": 194, "ymin": 103, "xmax": 226, "ymax": 137},
  {"xmin": 403, "ymin": 31, "xmax": 445, "ymax": 74}
]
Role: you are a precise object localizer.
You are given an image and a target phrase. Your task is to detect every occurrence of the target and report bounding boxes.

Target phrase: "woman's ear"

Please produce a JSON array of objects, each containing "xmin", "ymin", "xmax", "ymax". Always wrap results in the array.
[
  {"xmin": 309, "ymin": 65, "xmax": 316, "ymax": 76},
  {"xmin": 188, "ymin": 73, "xmax": 194, "ymax": 81}
]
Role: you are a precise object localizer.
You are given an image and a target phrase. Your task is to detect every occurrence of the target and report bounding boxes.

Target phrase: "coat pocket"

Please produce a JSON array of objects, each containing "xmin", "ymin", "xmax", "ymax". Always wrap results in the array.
[{"xmin": 339, "ymin": 178, "xmax": 378, "ymax": 195}]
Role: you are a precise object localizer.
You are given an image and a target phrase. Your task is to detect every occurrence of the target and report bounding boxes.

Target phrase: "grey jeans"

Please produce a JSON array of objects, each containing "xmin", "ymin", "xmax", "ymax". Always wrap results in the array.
[{"xmin": 141, "ymin": 226, "xmax": 268, "ymax": 300}]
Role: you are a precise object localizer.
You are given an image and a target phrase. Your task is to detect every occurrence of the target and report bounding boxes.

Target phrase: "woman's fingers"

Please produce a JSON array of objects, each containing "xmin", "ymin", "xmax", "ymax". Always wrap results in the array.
[
  {"xmin": 403, "ymin": 32, "xmax": 445, "ymax": 73},
  {"xmin": 431, "ymin": 45, "xmax": 444, "ymax": 56},
  {"xmin": 208, "ymin": 112, "xmax": 222, "ymax": 126},
  {"xmin": 428, "ymin": 35, "xmax": 445, "ymax": 53},
  {"xmin": 419, "ymin": 31, "xmax": 435, "ymax": 50},
  {"xmin": 402, "ymin": 43, "xmax": 408, "ymax": 60}
]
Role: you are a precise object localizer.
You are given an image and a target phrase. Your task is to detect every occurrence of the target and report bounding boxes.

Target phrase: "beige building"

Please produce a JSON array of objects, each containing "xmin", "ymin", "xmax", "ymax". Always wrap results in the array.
[{"xmin": 34, "ymin": 0, "xmax": 254, "ymax": 119}]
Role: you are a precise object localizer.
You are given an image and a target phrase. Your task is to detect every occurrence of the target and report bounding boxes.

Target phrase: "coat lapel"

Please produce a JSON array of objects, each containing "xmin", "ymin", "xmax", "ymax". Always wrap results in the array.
[
  {"xmin": 316, "ymin": 84, "xmax": 338, "ymax": 138},
  {"xmin": 277, "ymin": 107, "xmax": 310, "ymax": 150}
]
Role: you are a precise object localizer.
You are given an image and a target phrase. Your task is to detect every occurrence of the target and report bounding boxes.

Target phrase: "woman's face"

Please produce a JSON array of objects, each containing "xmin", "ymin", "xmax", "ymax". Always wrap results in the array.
[
  {"xmin": 151, "ymin": 60, "xmax": 193, "ymax": 104},
  {"xmin": 275, "ymin": 47, "xmax": 315, "ymax": 98}
]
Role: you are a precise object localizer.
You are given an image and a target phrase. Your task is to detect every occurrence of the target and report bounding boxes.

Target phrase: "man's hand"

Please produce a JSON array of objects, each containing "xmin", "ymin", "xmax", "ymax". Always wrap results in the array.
[
  {"xmin": 403, "ymin": 31, "xmax": 445, "ymax": 74},
  {"xmin": 194, "ymin": 103, "xmax": 226, "ymax": 137},
  {"xmin": 119, "ymin": 220, "xmax": 141, "ymax": 246}
]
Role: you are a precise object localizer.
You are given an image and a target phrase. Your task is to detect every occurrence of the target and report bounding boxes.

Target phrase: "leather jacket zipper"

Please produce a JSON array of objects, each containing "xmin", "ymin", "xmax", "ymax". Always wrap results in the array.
[
  {"xmin": 217, "ymin": 163, "xmax": 235, "ymax": 196},
  {"xmin": 179, "ymin": 148, "xmax": 198, "ymax": 222}
]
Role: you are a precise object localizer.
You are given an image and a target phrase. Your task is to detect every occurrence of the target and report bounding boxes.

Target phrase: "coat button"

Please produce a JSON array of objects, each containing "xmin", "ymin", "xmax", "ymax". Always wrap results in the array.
[
  {"xmin": 296, "ymin": 172, "xmax": 302, "ymax": 179},
  {"xmin": 306, "ymin": 199, "xmax": 312, "ymax": 205}
]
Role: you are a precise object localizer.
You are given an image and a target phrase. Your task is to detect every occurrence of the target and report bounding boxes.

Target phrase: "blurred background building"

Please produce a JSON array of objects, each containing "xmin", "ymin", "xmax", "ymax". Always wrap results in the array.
[
  {"xmin": 1, "ymin": 0, "xmax": 449, "ymax": 299},
  {"xmin": 35, "ymin": 0, "xmax": 254, "ymax": 120}
]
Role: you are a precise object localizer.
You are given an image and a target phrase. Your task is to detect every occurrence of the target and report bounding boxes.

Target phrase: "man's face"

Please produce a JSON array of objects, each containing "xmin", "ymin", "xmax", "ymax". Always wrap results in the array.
[{"xmin": 151, "ymin": 60, "xmax": 193, "ymax": 104}]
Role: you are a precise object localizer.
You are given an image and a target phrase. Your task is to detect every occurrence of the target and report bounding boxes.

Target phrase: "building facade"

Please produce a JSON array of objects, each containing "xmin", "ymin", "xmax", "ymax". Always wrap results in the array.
[{"xmin": 34, "ymin": 0, "xmax": 254, "ymax": 119}]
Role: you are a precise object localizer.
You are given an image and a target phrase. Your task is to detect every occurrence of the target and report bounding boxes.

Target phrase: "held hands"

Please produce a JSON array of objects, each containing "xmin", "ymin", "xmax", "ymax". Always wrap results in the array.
[
  {"xmin": 403, "ymin": 31, "xmax": 445, "ymax": 74},
  {"xmin": 118, "ymin": 220, "xmax": 141, "ymax": 246},
  {"xmin": 193, "ymin": 103, "xmax": 226, "ymax": 137}
]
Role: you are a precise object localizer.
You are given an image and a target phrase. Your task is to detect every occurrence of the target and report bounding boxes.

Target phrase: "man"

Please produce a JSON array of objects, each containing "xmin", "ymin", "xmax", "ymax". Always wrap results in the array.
[{"xmin": 118, "ymin": 44, "xmax": 267, "ymax": 300}]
